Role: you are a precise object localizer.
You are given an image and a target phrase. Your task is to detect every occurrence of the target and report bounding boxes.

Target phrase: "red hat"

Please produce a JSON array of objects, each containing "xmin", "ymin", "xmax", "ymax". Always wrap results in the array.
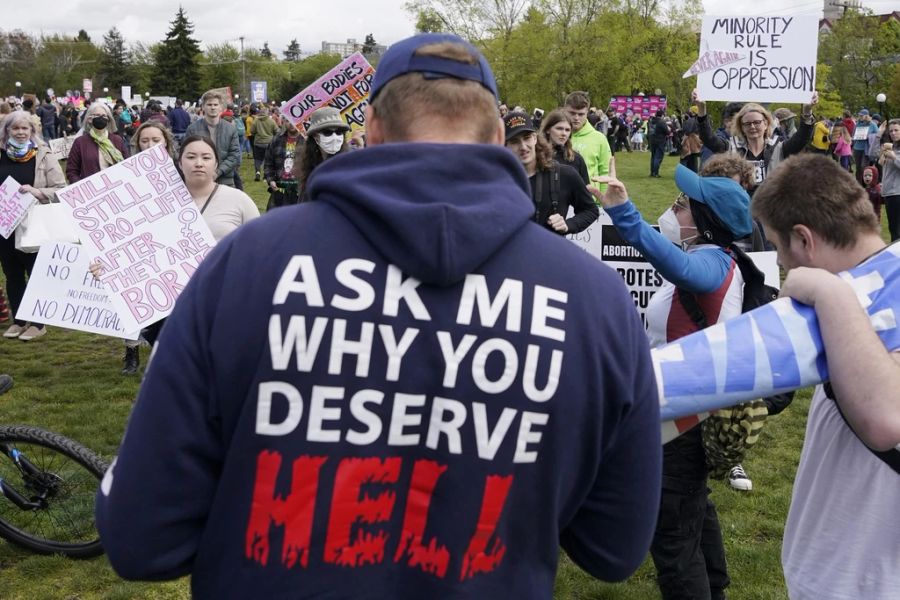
[{"xmin": 222, "ymin": 109, "xmax": 234, "ymax": 117}]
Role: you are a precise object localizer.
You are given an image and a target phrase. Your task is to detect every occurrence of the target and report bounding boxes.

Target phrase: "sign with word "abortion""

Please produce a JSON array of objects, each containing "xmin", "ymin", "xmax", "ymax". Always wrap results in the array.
[
  {"xmin": 280, "ymin": 52, "xmax": 375, "ymax": 133},
  {"xmin": 55, "ymin": 145, "xmax": 217, "ymax": 333},
  {"xmin": 695, "ymin": 16, "xmax": 819, "ymax": 104}
]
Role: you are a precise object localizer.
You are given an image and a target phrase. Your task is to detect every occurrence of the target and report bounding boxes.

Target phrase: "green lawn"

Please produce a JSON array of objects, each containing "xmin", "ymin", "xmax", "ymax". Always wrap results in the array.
[{"xmin": 0, "ymin": 149, "xmax": 821, "ymax": 599}]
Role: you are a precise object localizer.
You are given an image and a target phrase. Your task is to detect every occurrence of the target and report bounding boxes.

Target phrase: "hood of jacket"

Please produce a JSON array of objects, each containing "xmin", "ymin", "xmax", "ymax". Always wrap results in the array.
[{"xmin": 308, "ymin": 143, "xmax": 534, "ymax": 286}]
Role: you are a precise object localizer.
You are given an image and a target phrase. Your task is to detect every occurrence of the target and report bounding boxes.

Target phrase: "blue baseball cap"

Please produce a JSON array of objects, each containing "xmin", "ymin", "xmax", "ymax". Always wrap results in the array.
[
  {"xmin": 370, "ymin": 33, "xmax": 498, "ymax": 101},
  {"xmin": 675, "ymin": 165, "xmax": 752, "ymax": 239}
]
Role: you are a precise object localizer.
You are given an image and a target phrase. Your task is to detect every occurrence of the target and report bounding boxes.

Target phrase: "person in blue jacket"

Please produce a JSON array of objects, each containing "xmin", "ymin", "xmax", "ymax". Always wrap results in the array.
[
  {"xmin": 95, "ymin": 33, "xmax": 662, "ymax": 599},
  {"xmin": 591, "ymin": 165, "xmax": 752, "ymax": 600}
]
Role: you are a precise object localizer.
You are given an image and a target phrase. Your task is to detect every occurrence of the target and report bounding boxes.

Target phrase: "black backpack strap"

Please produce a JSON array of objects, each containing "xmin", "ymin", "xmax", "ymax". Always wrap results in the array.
[
  {"xmin": 677, "ymin": 287, "xmax": 708, "ymax": 330},
  {"xmin": 532, "ymin": 168, "xmax": 543, "ymax": 223},
  {"xmin": 824, "ymin": 382, "xmax": 900, "ymax": 474},
  {"xmin": 549, "ymin": 164, "xmax": 560, "ymax": 216}
]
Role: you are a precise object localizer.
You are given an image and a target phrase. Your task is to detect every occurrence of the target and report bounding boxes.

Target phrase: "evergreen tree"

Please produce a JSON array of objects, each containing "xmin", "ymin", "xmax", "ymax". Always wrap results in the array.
[
  {"xmin": 99, "ymin": 28, "xmax": 132, "ymax": 91},
  {"xmin": 260, "ymin": 42, "xmax": 272, "ymax": 59},
  {"xmin": 362, "ymin": 34, "xmax": 377, "ymax": 54},
  {"xmin": 76, "ymin": 29, "xmax": 91, "ymax": 43},
  {"xmin": 150, "ymin": 7, "xmax": 202, "ymax": 100},
  {"xmin": 283, "ymin": 39, "xmax": 301, "ymax": 61}
]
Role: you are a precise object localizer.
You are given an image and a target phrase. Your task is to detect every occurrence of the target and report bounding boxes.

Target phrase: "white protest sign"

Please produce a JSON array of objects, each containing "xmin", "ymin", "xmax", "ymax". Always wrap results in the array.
[
  {"xmin": 48, "ymin": 136, "xmax": 75, "ymax": 162},
  {"xmin": 568, "ymin": 213, "xmax": 780, "ymax": 326},
  {"xmin": 55, "ymin": 145, "xmax": 217, "ymax": 333},
  {"xmin": 0, "ymin": 177, "xmax": 36, "ymax": 239},
  {"xmin": 17, "ymin": 242, "xmax": 139, "ymax": 339},
  {"xmin": 695, "ymin": 16, "xmax": 818, "ymax": 103}
]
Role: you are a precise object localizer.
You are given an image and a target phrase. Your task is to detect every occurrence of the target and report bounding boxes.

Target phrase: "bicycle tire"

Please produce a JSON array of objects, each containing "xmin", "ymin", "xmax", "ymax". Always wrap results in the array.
[{"xmin": 0, "ymin": 425, "xmax": 108, "ymax": 558}]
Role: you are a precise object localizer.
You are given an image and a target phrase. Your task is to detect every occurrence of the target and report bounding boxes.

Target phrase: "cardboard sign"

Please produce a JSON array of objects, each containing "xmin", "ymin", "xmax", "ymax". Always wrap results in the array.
[
  {"xmin": 48, "ymin": 136, "xmax": 76, "ymax": 162},
  {"xmin": 121, "ymin": 86, "xmax": 132, "ymax": 102},
  {"xmin": 16, "ymin": 242, "xmax": 139, "ymax": 339},
  {"xmin": 0, "ymin": 176, "xmax": 36, "ymax": 239},
  {"xmin": 695, "ymin": 16, "xmax": 818, "ymax": 103},
  {"xmin": 608, "ymin": 95, "xmax": 667, "ymax": 118},
  {"xmin": 55, "ymin": 145, "xmax": 217, "ymax": 332},
  {"xmin": 280, "ymin": 52, "xmax": 375, "ymax": 133}
]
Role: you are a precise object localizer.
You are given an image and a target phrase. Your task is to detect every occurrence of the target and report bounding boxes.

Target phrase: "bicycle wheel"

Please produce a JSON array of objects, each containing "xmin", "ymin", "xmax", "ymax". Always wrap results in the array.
[{"xmin": 0, "ymin": 425, "xmax": 108, "ymax": 558}]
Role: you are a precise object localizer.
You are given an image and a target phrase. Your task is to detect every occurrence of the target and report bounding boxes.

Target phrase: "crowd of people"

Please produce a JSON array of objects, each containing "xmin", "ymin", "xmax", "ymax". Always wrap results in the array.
[{"xmin": 1, "ymin": 30, "xmax": 898, "ymax": 600}]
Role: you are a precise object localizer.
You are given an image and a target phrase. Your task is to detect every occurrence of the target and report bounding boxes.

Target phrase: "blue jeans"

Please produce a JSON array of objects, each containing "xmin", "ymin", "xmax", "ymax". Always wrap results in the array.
[{"xmin": 650, "ymin": 142, "xmax": 665, "ymax": 176}]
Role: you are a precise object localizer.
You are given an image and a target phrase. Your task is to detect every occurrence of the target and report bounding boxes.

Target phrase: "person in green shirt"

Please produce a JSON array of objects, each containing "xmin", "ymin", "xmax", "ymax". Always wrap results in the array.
[{"xmin": 565, "ymin": 91, "xmax": 612, "ymax": 192}]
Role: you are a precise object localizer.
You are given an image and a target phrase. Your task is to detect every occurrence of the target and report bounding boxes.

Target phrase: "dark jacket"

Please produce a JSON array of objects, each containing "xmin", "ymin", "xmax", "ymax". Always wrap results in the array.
[
  {"xmin": 263, "ymin": 132, "xmax": 304, "ymax": 185},
  {"xmin": 528, "ymin": 162, "xmax": 598, "ymax": 234},
  {"xmin": 552, "ymin": 146, "xmax": 590, "ymax": 184},
  {"xmin": 168, "ymin": 106, "xmax": 191, "ymax": 134},
  {"xmin": 36, "ymin": 103, "xmax": 57, "ymax": 128},
  {"xmin": 65, "ymin": 133, "xmax": 129, "ymax": 182},
  {"xmin": 96, "ymin": 143, "xmax": 661, "ymax": 599}
]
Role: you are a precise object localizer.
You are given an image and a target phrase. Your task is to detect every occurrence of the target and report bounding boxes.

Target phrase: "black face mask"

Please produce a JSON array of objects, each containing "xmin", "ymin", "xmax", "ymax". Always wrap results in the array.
[{"xmin": 91, "ymin": 116, "xmax": 109, "ymax": 130}]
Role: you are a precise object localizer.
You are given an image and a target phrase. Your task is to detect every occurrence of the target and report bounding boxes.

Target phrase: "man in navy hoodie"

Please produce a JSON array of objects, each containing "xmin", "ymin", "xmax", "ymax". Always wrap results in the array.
[{"xmin": 96, "ymin": 33, "xmax": 662, "ymax": 598}]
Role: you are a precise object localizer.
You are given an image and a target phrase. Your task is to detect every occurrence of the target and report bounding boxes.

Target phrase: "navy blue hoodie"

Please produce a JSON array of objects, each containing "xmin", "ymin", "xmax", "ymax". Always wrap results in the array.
[{"xmin": 96, "ymin": 143, "xmax": 661, "ymax": 598}]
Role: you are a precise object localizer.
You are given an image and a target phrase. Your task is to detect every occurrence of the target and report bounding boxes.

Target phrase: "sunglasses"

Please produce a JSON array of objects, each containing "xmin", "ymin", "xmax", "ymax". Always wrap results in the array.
[
  {"xmin": 318, "ymin": 128, "xmax": 344, "ymax": 137},
  {"xmin": 672, "ymin": 193, "xmax": 690, "ymax": 213}
]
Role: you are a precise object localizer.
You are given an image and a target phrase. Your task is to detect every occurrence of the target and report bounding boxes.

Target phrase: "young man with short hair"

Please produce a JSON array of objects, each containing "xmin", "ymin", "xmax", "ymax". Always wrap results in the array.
[
  {"xmin": 565, "ymin": 91, "xmax": 612, "ymax": 183},
  {"xmin": 96, "ymin": 33, "xmax": 661, "ymax": 599},
  {"xmin": 752, "ymin": 154, "xmax": 900, "ymax": 600},
  {"xmin": 184, "ymin": 90, "xmax": 241, "ymax": 186}
]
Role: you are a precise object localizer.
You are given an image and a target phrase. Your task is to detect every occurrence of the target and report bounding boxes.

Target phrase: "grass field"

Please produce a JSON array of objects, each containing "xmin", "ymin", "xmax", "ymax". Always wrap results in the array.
[{"xmin": 0, "ymin": 149, "xmax": 826, "ymax": 599}]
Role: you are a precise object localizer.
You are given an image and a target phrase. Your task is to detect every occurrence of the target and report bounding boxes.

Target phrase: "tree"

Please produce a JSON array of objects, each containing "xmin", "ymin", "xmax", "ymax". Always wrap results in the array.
[
  {"xmin": 363, "ymin": 34, "xmax": 377, "ymax": 54},
  {"xmin": 150, "ymin": 7, "xmax": 202, "ymax": 100},
  {"xmin": 201, "ymin": 43, "xmax": 241, "ymax": 91},
  {"xmin": 414, "ymin": 8, "xmax": 445, "ymax": 33},
  {"xmin": 76, "ymin": 30, "xmax": 91, "ymax": 43},
  {"xmin": 129, "ymin": 41, "xmax": 159, "ymax": 96},
  {"xmin": 98, "ymin": 28, "xmax": 132, "ymax": 91},
  {"xmin": 260, "ymin": 42, "xmax": 272, "ymax": 59},
  {"xmin": 283, "ymin": 38, "xmax": 301, "ymax": 61}
]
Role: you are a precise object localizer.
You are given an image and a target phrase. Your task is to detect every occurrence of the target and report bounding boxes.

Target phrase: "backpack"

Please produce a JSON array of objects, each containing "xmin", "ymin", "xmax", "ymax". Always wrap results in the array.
[{"xmin": 677, "ymin": 242, "xmax": 793, "ymax": 478}]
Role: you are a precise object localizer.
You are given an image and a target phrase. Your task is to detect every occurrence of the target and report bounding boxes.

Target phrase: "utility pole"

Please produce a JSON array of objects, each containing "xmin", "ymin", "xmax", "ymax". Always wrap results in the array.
[{"xmin": 239, "ymin": 36, "xmax": 246, "ymax": 101}]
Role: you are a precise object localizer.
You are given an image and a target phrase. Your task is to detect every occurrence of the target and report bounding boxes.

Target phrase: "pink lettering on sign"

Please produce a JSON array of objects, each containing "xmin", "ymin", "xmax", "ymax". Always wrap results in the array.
[{"xmin": 0, "ymin": 177, "xmax": 37, "ymax": 239}]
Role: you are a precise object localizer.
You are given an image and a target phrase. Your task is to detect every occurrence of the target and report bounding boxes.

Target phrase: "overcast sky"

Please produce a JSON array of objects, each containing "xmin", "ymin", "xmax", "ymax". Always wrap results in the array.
[{"xmin": 2, "ymin": 0, "xmax": 892, "ymax": 56}]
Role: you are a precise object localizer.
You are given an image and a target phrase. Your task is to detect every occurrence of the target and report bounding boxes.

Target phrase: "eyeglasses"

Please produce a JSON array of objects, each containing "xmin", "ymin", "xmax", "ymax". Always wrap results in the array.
[
  {"xmin": 672, "ymin": 193, "xmax": 689, "ymax": 213},
  {"xmin": 741, "ymin": 119, "xmax": 765, "ymax": 129}
]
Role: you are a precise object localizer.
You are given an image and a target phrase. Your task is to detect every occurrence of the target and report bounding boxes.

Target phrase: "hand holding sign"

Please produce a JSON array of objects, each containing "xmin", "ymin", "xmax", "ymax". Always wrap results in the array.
[
  {"xmin": 691, "ymin": 88, "xmax": 707, "ymax": 117},
  {"xmin": 18, "ymin": 184, "xmax": 49, "ymax": 203}
]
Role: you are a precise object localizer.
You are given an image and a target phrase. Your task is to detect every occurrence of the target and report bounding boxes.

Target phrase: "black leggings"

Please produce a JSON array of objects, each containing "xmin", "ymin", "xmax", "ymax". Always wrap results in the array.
[
  {"xmin": 0, "ymin": 235, "xmax": 40, "ymax": 327},
  {"xmin": 886, "ymin": 195, "xmax": 900, "ymax": 242}
]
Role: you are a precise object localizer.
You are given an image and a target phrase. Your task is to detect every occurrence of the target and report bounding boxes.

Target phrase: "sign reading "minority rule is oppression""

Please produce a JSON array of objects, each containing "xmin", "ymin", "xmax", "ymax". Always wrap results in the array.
[{"xmin": 695, "ymin": 16, "xmax": 819, "ymax": 103}]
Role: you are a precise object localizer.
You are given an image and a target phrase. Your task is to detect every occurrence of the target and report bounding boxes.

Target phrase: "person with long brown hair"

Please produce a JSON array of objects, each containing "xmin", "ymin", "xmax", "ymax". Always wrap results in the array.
[
  {"xmin": 540, "ymin": 109, "xmax": 589, "ymax": 184},
  {"xmin": 504, "ymin": 111, "xmax": 597, "ymax": 234}
]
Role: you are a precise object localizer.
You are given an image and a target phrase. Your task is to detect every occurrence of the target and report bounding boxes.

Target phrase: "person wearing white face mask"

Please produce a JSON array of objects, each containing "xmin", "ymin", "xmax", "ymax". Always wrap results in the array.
[
  {"xmin": 589, "ymin": 165, "xmax": 753, "ymax": 600},
  {"xmin": 296, "ymin": 107, "xmax": 350, "ymax": 202}
]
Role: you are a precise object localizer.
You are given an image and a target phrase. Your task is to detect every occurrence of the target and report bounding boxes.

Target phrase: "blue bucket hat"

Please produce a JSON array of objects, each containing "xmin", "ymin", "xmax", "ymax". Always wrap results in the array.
[
  {"xmin": 675, "ymin": 165, "xmax": 752, "ymax": 239},
  {"xmin": 370, "ymin": 33, "xmax": 498, "ymax": 101}
]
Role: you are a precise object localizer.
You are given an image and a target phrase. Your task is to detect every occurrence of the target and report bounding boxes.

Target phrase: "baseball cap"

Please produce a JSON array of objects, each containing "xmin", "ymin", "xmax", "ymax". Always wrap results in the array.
[
  {"xmin": 773, "ymin": 108, "xmax": 796, "ymax": 121},
  {"xmin": 503, "ymin": 111, "xmax": 535, "ymax": 141},
  {"xmin": 675, "ymin": 165, "xmax": 752, "ymax": 239},
  {"xmin": 858, "ymin": 108, "xmax": 870, "ymax": 116},
  {"xmin": 370, "ymin": 33, "xmax": 498, "ymax": 101}
]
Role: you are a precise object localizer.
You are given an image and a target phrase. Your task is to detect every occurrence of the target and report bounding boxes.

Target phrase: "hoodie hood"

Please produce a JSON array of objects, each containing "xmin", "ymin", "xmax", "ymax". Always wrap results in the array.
[{"xmin": 308, "ymin": 143, "xmax": 534, "ymax": 286}]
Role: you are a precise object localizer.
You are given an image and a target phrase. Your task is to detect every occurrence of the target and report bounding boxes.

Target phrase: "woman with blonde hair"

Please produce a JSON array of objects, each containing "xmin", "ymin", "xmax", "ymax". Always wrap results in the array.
[
  {"xmin": 693, "ymin": 89, "xmax": 818, "ymax": 193},
  {"xmin": 0, "ymin": 111, "xmax": 66, "ymax": 341},
  {"xmin": 130, "ymin": 121, "xmax": 177, "ymax": 159}
]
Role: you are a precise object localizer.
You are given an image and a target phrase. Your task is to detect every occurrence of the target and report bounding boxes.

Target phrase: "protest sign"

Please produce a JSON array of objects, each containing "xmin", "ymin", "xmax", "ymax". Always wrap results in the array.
[
  {"xmin": 83, "ymin": 79, "xmax": 93, "ymax": 94},
  {"xmin": 280, "ymin": 52, "xmax": 375, "ymax": 133},
  {"xmin": 121, "ymin": 86, "xmax": 132, "ymax": 101},
  {"xmin": 0, "ymin": 176, "xmax": 36, "ymax": 239},
  {"xmin": 48, "ymin": 135, "xmax": 76, "ymax": 162},
  {"xmin": 17, "ymin": 242, "xmax": 139, "ymax": 339},
  {"xmin": 608, "ymin": 95, "xmax": 667, "ymax": 118},
  {"xmin": 55, "ymin": 145, "xmax": 217, "ymax": 333},
  {"xmin": 250, "ymin": 81, "xmax": 268, "ymax": 103},
  {"xmin": 694, "ymin": 16, "xmax": 819, "ymax": 103},
  {"xmin": 569, "ymin": 213, "xmax": 779, "ymax": 327}
]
